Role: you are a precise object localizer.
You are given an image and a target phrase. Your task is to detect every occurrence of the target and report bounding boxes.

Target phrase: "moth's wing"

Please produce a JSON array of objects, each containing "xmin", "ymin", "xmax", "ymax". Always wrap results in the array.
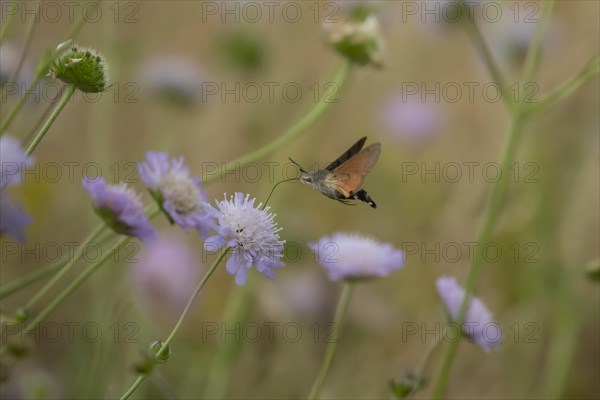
[
  {"xmin": 332, "ymin": 143, "xmax": 381, "ymax": 197},
  {"xmin": 324, "ymin": 137, "xmax": 367, "ymax": 171}
]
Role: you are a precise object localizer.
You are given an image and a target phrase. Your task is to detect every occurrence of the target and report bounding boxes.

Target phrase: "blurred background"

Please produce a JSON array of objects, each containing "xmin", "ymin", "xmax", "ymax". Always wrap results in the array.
[{"xmin": 1, "ymin": 1, "xmax": 598, "ymax": 399}]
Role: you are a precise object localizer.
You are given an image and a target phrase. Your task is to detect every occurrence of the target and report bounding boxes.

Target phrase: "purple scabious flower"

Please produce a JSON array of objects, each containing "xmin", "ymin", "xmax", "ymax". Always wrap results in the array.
[
  {"xmin": 203, "ymin": 193, "xmax": 285, "ymax": 286},
  {"xmin": 0, "ymin": 191, "xmax": 32, "ymax": 241},
  {"xmin": 436, "ymin": 276, "xmax": 502, "ymax": 352},
  {"xmin": 1, "ymin": 135, "xmax": 34, "ymax": 188},
  {"xmin": 83, "ymin": 177, "xmax": 156, "ymax": 243},
  {"xmin": 138, "ymin": 152, "xmax": 212, "ymax": 238},
  {"xmin": 309, "ymin": 232, "xmax": 405, "ymax": 281},
  {"xmin": 130, "ymin": 235, "xmax": 199, "ymax": 313}
]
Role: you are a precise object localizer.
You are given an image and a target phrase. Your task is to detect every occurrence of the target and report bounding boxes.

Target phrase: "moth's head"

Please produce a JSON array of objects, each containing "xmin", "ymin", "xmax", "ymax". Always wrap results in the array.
[
  {"xmin": 289, "ymin": 157, "xmax": 313, "ymax": 184},
  {"xmin": 299, "ymin": 173, "xmax": 313, "ymax": 185}
]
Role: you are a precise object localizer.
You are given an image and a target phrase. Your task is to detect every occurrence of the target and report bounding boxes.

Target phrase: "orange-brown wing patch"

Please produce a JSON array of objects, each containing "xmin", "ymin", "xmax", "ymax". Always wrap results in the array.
[
  {"xmin": 335, "ymin": 143, "xmax": 381, "ymax": 178},
  {"xmin": 331, "ymin": 172, "xmax": 364, "ymax": 197}
]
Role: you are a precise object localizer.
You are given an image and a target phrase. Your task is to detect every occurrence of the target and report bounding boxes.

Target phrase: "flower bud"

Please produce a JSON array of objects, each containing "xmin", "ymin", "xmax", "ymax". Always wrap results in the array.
[
  {"xmin": 50, "ymin": 44, "xmax": 110, "ymax": 93},
  {"xmin": 150, "ymin": 340, "xmax": 171, "ymax": 364},
  {"xmin": 389, "ymin": 371, "xmax": 425, "ymax": 398},
  {"xmin": 323, "ymin": 15, "xmax": 385, "ymax": 68}
]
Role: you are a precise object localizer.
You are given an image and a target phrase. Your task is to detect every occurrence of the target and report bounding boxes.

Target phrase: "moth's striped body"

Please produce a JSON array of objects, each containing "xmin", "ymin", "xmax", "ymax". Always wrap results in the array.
[{"xmin": 293, "ymin": 137, "xmax": 381, "ymax": 208}]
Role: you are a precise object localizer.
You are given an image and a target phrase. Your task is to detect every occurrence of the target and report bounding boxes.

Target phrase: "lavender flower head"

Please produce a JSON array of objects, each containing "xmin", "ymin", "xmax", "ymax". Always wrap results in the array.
[
  {"xmin": 436, "ymin": 276, "xmax": 502, "ymax": 351},
  {"xmin": 83, "ymin": 177, "xmax": 156, "ymax": 243},
  {"xmin": 309, "ymin": 232, "xmax": 404, "ymax": 281},
  {"xmin": 379, "ymin": 97, "xmax": 444, "ymax": 146},
  {"xmin": 130, "ymin": 235, "xmax": 199, "ymax": 312},
  {"xmin": 138, "ymin": 152, "xmax": 212, "ymax": 237},
  {"xmin": 203, "ymin": 193, "xmax": 285, "ymax": 286},
  {"xmin": 0, "ymin": 191, "xmax": 32, "ymax": 241},
  {"xmin": 1, "ymin": 136, "xmax": 34, "ymax": 188}
]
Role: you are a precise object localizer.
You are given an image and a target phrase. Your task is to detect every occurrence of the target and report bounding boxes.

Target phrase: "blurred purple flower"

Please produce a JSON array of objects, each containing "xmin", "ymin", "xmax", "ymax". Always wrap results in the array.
[
  {"xmin": 130, "ymin": 235, "xmax": 199, "ymax": 312},
  {"xmin": 83, "ymin": 177, "xmax": 156, "ymax": 243},
  {"xmin": 1, "ymin": 135, "xmax": 34, "ymax": 188},
  {"xmin": 436, "ymin": 276, "xmax": 502, "ymax": 351},
  {"xmin": 138, "ymin": 56, "xmax": 206, "ymax": 107},
  {"xmin": 138, "ymin": 152, "xmax": 212, "ymax": 237},
  {"xmin": 203, "ymin": 193, "xmax": 285, "ymax": 286},
  {"xmin": 309, "ymin": 232, "xmax": 404, "ymax": 281},
  {"xmin": 379, "ymin": 97, "xmax": 444, "ymax": 145},
  {"xmin": 0, "ymin": 191, "xmax": 32, "ymax": 241}
]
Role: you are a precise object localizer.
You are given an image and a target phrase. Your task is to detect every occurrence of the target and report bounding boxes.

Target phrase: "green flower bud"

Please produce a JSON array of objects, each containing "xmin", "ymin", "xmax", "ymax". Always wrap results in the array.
[
  {"xmin": 13, "ymin": 307, "xmax": 29, "ymax": 323},
  {"xmin": 50, "ymin": 44, "xmax": 110, "ymax": 93},
  {"xmin": 150, "ymin": 340, "xmax": 171, "ymax": 364},
  {"xmin": 389, "ymin": 372, "xmax": 425, "ymax": 398},
  {"xmin": 7, "ymin": 342, "xmax": 30, "ymax": 359},
  {"xmin": 324, "ymin": 15, "xmax": 385, "ymax": 68}
]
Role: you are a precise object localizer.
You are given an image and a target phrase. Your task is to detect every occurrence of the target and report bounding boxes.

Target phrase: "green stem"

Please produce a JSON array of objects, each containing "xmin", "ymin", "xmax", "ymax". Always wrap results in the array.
[
  {"xmin": 0, "ymin": 258, "xmax": 65, "ymax": 300},
  {"xmin": 0, "ymin": 9, "xmax": 89, "ymax": 135},
  {"xmin": 430, "ymin": 113, "xmax": 525, "ymax": 399},
  {"xmin": 0, "ymin": 236, "xmax": 129, "ymax": 357},
  {"xmin": 0, "ymin": 226, "xmax": 113, "ymax": 299},
  {"xmin": 4, "ymin": 1, "xmax": 39, "ymax": 93},
  {"xmin": 20, "ymin": 224, "xmax": 106, "ymax": 313},
  {"xmin": 407, "ymin": 340, "xmax": 442, "ymax": 397},
  {"xmin": 308, "ymin": 282, "xmax": 354, "ymax": 400},
  {"xmin": 204, "ymin": 61, "xmax": 351, "ymax": 184},
  {"xmin": 429, "ymin": 3, "xmax": 562, "ymax": 398},
  {"xmin": 522, "ymin": 1, "xmax": 555, "ymax": 84},
  {"xmin": 525, "ymin": 56, "xmax": 600, "ymax": 115},
  {"xmin": 0, "ymin": 0, "xmax": 18, "ymax": 43},
  {"xmin": 202, "ymin": 274, "xmax": 255, "ymax": 398},
  {"xmin": 25, "ymin": 84, "xmax": 76, "ymax": 155},
  {"xmin": 459, "ymin": 1, "xmax": 513, "ymax": 111},
  {"xmin": 120, "ymin": 246, "xmax": 231, "ymax": 400}
]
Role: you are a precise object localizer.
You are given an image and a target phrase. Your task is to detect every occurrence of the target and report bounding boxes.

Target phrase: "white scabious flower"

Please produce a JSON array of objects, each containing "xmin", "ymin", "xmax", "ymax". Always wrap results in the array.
[
  {"xmin": 203, "ymin": 193, "xmax": 285, "ymax": 285},
  {"xmin": 309, "ymin": 232, "xmax": 405, "ymax": 281}
]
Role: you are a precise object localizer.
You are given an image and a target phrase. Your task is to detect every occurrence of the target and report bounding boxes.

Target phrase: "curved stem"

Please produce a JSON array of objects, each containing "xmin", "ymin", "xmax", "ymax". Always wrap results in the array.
[
  {"xmin": 202, "ymin": 274, "xmax": 255, "ymax": 398},
  {"xmin": 429, "ymin": 2, "xmax": 561, "ymax": 398},
  {"xmin": 204, "ymin": 61, "xmax": 351, "ymax": 184},
  {"xmin": 4, "ymin": 1, "xmax": 39, "ymax": 93},
  {"xmin": 1, "ymin": 257, "xmax": 66, "ymax": 300},
  {"xmin": 308, "ymin": 281, "xmax": 354, "ymax": 400},
  {"xmin": 0, "ymin": 236, "xmax": 129, "ymax": 357},
  {"xmin": 0, "ymin": 0, "xmax": 17, "ymax": 44},
  {"xmin": 0, "ymin": 9, "xmax": 89, "ymax": 135},
  {"xmin": 525, "ymin": 56, "xmax": 600, "ymax": 115},
  {"xmin": 20, "ymin": 224, "xmax": 106, "ymax": 313},
  {"xmin": 26, "ymin": 84, "xmax": 76, "ymax": 155},
  {"xmin": 522, "ymin": 1, "xmax": 555, "ymax": 85},
  {"xmin": 0, "ymin": 225, "xmax": 112, "ymax": 299},
  {"xmin": 430, "ymin": 113, "xmax": 525, "ymax": 398},
  {"xmin": 120, "ymin": 246, "xmax": 231, "ymax": 400},
  {"xmin": 458, "ymin": 1, "xmax": 512, "ymax": 112}
]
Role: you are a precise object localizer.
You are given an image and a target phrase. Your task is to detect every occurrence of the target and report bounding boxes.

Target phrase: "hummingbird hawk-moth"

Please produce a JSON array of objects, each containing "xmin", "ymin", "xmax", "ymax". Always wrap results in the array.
[{"xmin": 289, "ymin": 136, "xmax": 381, "ymax": 208}]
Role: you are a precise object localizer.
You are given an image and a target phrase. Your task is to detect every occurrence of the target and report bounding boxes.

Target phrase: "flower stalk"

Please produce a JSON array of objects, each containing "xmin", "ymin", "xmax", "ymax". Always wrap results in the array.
[
  {"xmin": 120, "ymin": 246, "xmax": 231, "ymax": 400},
  {"xmin": 308, "ymin": 281, "xmax": 355, "ymax": 400},
  {"xmin": 25, "ymin": 84, "xmax": 76, "ymax": 155}
]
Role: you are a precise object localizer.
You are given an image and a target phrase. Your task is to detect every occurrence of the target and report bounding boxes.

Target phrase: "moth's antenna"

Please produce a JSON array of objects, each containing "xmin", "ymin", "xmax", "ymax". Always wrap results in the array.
[
  {"xmin": 288, "ymin": 157, "xmax": 309, "ymax": 174},
  {"xmin": 262, "ymin": 178, "xmax": 298, "ymax": 210}
]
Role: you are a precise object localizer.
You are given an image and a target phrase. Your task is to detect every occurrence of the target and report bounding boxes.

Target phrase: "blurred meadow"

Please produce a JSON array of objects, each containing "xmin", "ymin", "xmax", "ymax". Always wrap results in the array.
[{"xmin": 0, "ymin": 0, "xmax": 599, "ymax": 399}]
